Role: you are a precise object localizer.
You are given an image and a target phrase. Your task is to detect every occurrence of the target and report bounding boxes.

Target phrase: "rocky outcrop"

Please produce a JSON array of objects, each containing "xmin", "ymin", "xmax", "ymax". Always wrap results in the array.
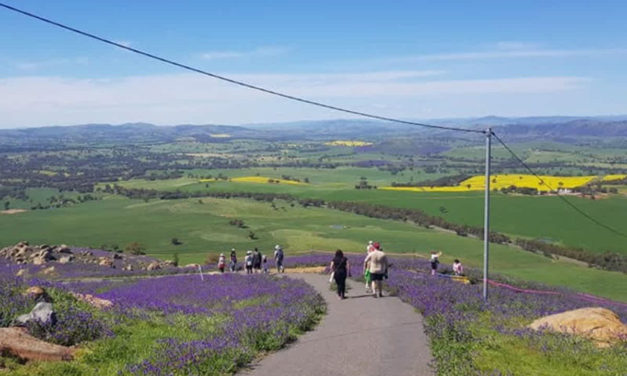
[
  {"xmin": 15, "ymin": 302, "xmax": 56, "ymax": 326},
  {"xmin": 1, "ymin": 242, "xmax": 178, "ymax": 274},
  {"xmin": 0, "ymin": 327, "xmax": 75, "ymax": 361},
  {"xmin": 528, "ymin": 307, "xmax": 627, "ymax": 347},
  {"xmin": 71, "ymin": 293, "xmax": 113, "ymax": 310}
]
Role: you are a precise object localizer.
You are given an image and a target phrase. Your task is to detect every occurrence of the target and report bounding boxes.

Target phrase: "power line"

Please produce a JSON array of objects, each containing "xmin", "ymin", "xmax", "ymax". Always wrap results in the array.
[
  {"xmin": 0, "ymin": 2, "xmax": 484, "ymax": 135},
  {"xmin": 3, "ymin": 2, "xmax": 623, "ymax": 239},
  {"xmin": 491, "ymin": 131, "xmax": 627, "ymax": 238}
]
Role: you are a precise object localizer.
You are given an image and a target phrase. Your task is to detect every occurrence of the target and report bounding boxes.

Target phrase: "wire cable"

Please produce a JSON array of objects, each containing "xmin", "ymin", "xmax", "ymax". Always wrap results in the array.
[
  {"xmin": 0, "ymin": 2, "xmax": 484, "ymax": 135},
  {"xmin": 491, "ymin": 131, "xmax": 627, "ymax": 238}
]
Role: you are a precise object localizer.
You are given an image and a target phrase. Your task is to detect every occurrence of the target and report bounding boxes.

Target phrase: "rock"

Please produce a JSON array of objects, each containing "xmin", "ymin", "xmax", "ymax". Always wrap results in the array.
[
  {"xmin": 24, "ymin": 286, "xmax": 46, "ymax": 300},
  {"xmin": 15, "ymin": 269, "xmax": 26, "ymax": 277},
  {"xmin": 185, "ymin": 263, "xmax": 200, "ymax": 268},
  {"xmin": 59, "ymin": 255, "xmax": 74, "ymax": 264},
  {"xmin": 0, "ymin": 327, "xmax": 74, "ymax": 361},
  {"xmin": 42, "ymin": 266, "xmax": 56, "ymax": 275},
  {"xmin": 71, "ymin": 293, "xmax": 113, "ymax": 309},
  {"xmin": 528, "ymin": 307, "xmax": 627, "ymax": 347},
  {"xmin": 15, "ymin": 302, "xmax": 56, "ymax": 326},
  {"xmin": 123, "ymin": 264, "xmax": 133, "ymax": 271},
  {"xmin": 113, "ymin": 253, "xmax": 123, "ymax": 260},
  {"xmin": 57, "ymin": 244, "xmax": 72, "ymax": 253},
  {"xmin": 32, "ymin": 256, "xmax": 47, "ymax": 265},
  {"xmin": 163, "ymin": 260, "xmax": 176, "ymax": 266},
  {"xmin": 99, "ymin": 257, "xmax": 114, "ymax": 268},
  {"xmin": 147, "ymin": 262, "xmax": 161, "ymax": 271}
]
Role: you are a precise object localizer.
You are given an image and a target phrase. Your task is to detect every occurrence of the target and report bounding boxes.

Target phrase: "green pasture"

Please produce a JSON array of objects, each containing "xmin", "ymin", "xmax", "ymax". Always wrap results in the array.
[
  {"xmin": 0, "ymin": 195, "xmax": 624, "ymax": 301},
  {"xmin": 109, "ymin": 172, "xmax": 627, "ymax": 254}
]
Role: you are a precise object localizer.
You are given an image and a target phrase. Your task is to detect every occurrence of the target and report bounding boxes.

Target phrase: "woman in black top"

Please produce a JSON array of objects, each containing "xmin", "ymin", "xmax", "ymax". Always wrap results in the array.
[{"xmin": 330, "ymin": 249, "xmax": 350, "ymax": 299}]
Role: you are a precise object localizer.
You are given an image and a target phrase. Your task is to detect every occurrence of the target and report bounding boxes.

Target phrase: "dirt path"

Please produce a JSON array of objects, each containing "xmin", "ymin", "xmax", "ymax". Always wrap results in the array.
[{"xmin": 243, "ymin": 273, "xmax": 434, "ymax": 376}]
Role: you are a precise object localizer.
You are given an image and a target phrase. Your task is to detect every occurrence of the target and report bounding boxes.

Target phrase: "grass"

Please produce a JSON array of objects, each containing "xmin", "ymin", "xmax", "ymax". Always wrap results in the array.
[
  {"xmin": 112, "ymin": 172, "xmax": 627, "ymax": 254},
  {"xmin": 0, "ymin": 195, "xmax": 625, "ymax": 300}
]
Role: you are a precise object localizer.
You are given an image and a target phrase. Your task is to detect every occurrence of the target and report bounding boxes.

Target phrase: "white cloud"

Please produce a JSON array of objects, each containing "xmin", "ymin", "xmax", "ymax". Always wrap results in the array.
[
  {"xmin": 0, "ymin": 71, "xmax": 590, "ymax": 127},
  {"xmin": 384, "ymin": 47, "xmax": 627, "ymax": 63},
  {"xmin": 201, "ymin": 46, "xmax": 287, "ymax": 61}
]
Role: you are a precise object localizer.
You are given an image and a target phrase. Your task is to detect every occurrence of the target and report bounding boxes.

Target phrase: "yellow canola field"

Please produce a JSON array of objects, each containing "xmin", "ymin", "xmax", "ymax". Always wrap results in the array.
[
  {"xmin": 325, "ymin": 140, "xmax": 373, "ymax": 147},
  {"xmin": 381, "ymin": 174, "xmax": 604, "ymax": 193},
  {"xmin": 602, "ymin": 174, "xmax": 626, "ymax": 182},
  {"xmin": 200, "ymin": 176, "xmax": 307, "ymax": 185}
]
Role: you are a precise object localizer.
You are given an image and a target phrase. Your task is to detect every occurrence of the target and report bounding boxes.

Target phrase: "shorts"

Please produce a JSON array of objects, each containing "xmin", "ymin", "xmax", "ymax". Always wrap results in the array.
[
  {"xmin": 431, "ymin": 262, "xmax": 438, "ymax": 270},
  {"xmin": 371, "ymin": 273, "xmax": 384, "ymax": 281}
]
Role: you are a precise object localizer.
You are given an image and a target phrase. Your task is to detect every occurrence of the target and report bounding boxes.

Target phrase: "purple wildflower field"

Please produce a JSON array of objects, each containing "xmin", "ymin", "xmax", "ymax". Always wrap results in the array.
[{"xmin": 1, "ymin": 264, "xmax": 324, "ymax": 376}]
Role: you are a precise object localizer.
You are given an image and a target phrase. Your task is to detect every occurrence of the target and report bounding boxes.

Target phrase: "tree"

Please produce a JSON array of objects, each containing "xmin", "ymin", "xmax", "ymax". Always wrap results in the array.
[
  {"xmin": 3, "ymin": 201, "xmax": 9, "ymax": 210},
  {"xmin": 171, "ymin": 237, "xmax": 182, "ymax": 246},
  {"xmin": 125, "ymin": 242, "xmax": 146, "ymax": 255}
]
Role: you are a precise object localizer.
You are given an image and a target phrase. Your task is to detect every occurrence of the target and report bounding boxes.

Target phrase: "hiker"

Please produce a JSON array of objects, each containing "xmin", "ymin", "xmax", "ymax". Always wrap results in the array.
[
  {"xmin": 453, "ymin": 259, "xmax": 464, "ymax": 276},
  {"xmin": 274, "ymin": 245, "xmax": 284, "ymax": 273},
  {"xmin": 364, "ymin": 243, "xmax": 388, "ymax": 298},
  {"xmin": 430, "ymin": 251, "xmax": 442, "ymax": 276},
  {"xmin": 329, "ymin": 249, "xmax": 350, "ymax": 299},
  {"xmin": 253, "ymin": 248, "xmax": 262, "ymax": 273},
  {"xmin": 244, "ymin": 250, "xmax": 253, "ymax": 274},
  {"xmin": 229, "ymin": 248, "xmax": 237, "ymax": 272},
  {"xmin": 367, "ymin": 240, "xmax": 376, "ymax": 253},
  {"xmin": 262, "ymin": 254, "xmax": 268, "ymax": 273},
  {"xmin": 218, "ymin": 253, "xmax": 226, "ymax": 273},
  {"xmin": 364, "ymin": 241, "xmax": 377, "ymax": 292}
]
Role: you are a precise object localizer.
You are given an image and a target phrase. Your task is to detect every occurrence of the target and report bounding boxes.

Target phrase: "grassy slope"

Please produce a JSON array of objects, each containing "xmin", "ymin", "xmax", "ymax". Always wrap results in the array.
[
  {"xmin": 112, "ymin": 170, "xmax": 627, "ymax": 254},
  {"xmin": 1, "ymin": 196, "xmax": 625, "ymax": 301}
]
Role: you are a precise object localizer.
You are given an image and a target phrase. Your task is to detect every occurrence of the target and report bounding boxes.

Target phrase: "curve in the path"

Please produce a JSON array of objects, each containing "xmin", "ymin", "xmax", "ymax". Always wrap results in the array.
[{"xmin": 244, "ymin": 273, "xmax": 434, "ymax": 376}]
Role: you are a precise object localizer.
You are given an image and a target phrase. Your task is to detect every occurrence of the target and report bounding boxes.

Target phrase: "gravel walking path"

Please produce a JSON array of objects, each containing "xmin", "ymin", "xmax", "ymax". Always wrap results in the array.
[{"xmin": 244, "ymin": 273, "xmax": 434, "ymax": 376}]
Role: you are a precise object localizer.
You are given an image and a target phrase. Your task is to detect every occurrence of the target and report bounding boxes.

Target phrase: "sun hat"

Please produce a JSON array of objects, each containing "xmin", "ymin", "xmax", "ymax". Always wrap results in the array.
[
  {"xmin": 220, "ymin": 253, "xmax": 224, "ymax": 257},
  {"xmin": 373, "ymin": 242, "xmax": 380, "ymax": 249},
  {"xmin": 275, "ymin": 245, "xmax": 280, "ymax": 250},
  {"xmin": 368, "ymin": 240, "xmax": 373, "ymax": 244},
  {"xmin": 247, "ymin": 250, "xmax": 252, "ymax": 254}
]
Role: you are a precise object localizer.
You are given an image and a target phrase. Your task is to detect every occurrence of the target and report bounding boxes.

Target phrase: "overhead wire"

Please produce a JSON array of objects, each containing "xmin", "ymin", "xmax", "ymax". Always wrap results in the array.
[
  {"xmin": 2, "ymin": 2, "xmax": 624, "ymax": 238},
  {"xmin": 0, "ymin": 2, "xmax": 483, "ymax": 135}
]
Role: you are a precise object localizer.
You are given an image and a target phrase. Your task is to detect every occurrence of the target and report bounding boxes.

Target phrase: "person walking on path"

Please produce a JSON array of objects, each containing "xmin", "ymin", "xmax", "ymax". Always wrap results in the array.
[
  {"xmin": 218, "ymin": 253, "xmax": 226, "ymax": 273},
  {"xmin": 274, "ymin": 245, "xmax": 285, "ymax": 273},
  {"xmin": 453, "ymin": 259, "xmax": 464, "ymax": 276},
  {"xmin": 262, "ymin": 254, "xmax": 268, "ymax": 273},
  {"xmin": 364, "ymin": 245, "xmax": 388, "ymax": 298},
  {"xmin": 253, "ymin": 248, "xmax": 262, "ymax": 274},
  {"xmin": 329, "ymin": 249, "xmax": 350, "ymax": 299},
  {"xmin": 245, "ymin": 250, "xmax": 254, "ymax": 274},
  {"xmin": 229, "ymin": 248, "xmax": 237, "ymax": 272},
  {"xmin": 363, "ymin": 241, "xmax": 377, "ymax": 292},
  {"xmin": 430, "ymin": 251, "xmax": 442, "ymax": 276}
]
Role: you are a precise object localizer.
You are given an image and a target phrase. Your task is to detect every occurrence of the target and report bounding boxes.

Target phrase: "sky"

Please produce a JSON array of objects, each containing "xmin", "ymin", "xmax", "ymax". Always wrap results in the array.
[{"xmin": 1, "ymin": 0, "xmax": 626, "ymax": 128}]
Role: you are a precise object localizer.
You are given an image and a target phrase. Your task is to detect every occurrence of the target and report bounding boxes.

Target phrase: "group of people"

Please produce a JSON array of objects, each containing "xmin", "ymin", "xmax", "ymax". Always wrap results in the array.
[
  {"xmin": 329, "ymin": 243, "xmax": 465, "ymax": 300},
  {"xmin": 429, "ymin": 251, "xmax": 464, "ymax": 276},
  {"xmin": 216, "ymin": 245, "xmax": 285, "ymax": 274},
  {"xmin": 329, "ymin": 240, "xmax": 389, "ymax": 300}
]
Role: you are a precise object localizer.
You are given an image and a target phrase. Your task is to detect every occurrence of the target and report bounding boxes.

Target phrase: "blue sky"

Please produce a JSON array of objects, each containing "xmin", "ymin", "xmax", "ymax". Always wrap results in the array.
[{"xmin": 1, "ymin": 0, "xmax": 626, "ymax": 128}]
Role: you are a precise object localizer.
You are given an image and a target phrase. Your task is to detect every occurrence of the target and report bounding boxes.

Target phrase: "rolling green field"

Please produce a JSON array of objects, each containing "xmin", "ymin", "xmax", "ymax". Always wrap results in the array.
[
  {"xmin": 1, "ymin": 195, "xmax": 625, "ymax": 301},
  {"xmin": 111, "ymin": 168, "xmax": 627, "ymax": 254}
]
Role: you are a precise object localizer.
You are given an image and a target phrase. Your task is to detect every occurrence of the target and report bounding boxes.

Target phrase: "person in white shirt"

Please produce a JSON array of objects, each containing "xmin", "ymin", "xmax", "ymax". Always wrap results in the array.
[{"xmin": 453, "ymin": 259, "xmax": 464, "ymax": 276}]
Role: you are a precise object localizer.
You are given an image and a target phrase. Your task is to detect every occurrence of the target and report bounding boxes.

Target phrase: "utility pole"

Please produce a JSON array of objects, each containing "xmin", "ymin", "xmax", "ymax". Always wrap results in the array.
[{"xmin": 483, "ymin": 128, "xmax": 492, "ymax": 302}]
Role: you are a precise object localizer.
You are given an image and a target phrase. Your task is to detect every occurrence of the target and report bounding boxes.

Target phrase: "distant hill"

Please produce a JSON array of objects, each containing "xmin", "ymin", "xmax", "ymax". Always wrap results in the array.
[{"xmin": 1, "ymin": 116, "xmax": 626, "ymax": 149}]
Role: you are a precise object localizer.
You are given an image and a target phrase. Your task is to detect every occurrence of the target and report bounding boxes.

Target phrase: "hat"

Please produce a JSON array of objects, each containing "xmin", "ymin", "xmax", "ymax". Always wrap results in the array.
[
  {"xmin": 246, "ymin": 250, "xmax": 252, "ymax": 254},
  {"xmin": 368, "ymin": 240, "xmax": 373, "ymax": 244},
  {"xmin": 373, "ymin": 242, "xmax": 380, "ymax": 249},
  {"xmin": 231, "ymin": 248, "xmax": 235, "ymax": 251},
  {"xmin": 220, "ymin": 253, "xmax": 224, "ymax": 257},
  {"xmin": 275, "ymin": 245, "xmax": 280, "ymax": 250}
]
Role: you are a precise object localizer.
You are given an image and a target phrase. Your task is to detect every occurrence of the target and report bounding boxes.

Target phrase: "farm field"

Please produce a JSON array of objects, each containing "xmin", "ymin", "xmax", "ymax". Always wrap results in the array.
[
  {"xmin": 0, "ymin": 195, "xmax": 625, "ymax": 301},
  {"xmin": 110, "ymin": 170, "xmax": 627, "ymax": 254}
]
